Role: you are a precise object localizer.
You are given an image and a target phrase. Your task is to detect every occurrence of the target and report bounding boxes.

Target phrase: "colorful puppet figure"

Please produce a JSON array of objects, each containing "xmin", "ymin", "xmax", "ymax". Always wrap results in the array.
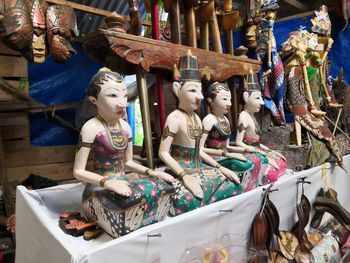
[
  {"xmin": 158, "ymin": 50, "xmax": 243, "ymax": 216},
  {"xmin": 310, "ymin": 5, "xmax": 343, "ymax": 108},
  {"xmin": 281, "ymin": 29, "xmax": 344, "ymax": 169},
  {"xmin": 236, "ymin": 70, "xmax": 287, "ymax": 184},
  {"xmin": 73, "ymin": 68, "xmax": 175, "ymax": 238},
  {"xmin": 201, "ymin": 82, "xmax": 270, "ymax": 192},
  {"xmin": 46, "ymin": 4, "xmax": 77, "ymax": 63},
  {"xmin": 256, "ymin": 0, "xmax": 285, "ymax": 125}
]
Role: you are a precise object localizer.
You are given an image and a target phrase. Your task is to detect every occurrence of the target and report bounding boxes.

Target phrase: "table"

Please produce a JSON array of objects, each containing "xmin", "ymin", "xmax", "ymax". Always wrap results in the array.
[{"xmin": 15, "ymin": 155, "xmax": 350, "ymax": 263}]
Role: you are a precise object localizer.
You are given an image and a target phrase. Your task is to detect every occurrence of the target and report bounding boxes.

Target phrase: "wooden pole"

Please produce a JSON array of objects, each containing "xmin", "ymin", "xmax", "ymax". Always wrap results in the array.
[
  {"xmin": 0, "ymin": 132, "xmax": 15, "ymax": 217},
  {"xmin": 136, "ymin": 67, "xmax": 154, "ymax": 169},
  {"xmin": 151, "ymin": 0, "xmax": 165, "ymax": 133}
]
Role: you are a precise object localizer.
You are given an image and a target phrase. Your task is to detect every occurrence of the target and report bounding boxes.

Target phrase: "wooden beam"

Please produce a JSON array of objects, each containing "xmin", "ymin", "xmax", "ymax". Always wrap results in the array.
[
  {"xmin": 5, "ymin": 145, "xmax": 78, "ymax": 167},
  {"xmin": 44, "ymin": 0, "xmax": 151, "ymax": 27},
  {"xmin": 277, "ymin": 11, "xmax": 314, "ymax": 22},
  {"xmin": 281, "ymin": 0, "xmax": 307, "ymax": 10}
]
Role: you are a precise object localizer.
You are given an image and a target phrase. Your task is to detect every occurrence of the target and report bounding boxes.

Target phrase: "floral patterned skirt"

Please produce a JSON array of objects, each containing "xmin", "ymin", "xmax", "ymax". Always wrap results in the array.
[
  {"xmin": 82, "ymin": 177, "xmax": 174, "ymax": 238},
  {"xmin": 170, "ymin": 165, "xmax": 243, "ymax": 216}
]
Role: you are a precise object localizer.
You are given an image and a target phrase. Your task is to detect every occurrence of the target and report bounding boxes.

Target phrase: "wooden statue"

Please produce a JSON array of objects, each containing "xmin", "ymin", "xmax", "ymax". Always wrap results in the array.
[
  {"xmin": 46, "ymin": 4, "xmax": 77, "ymax": 63},
  {"xmin": 256, "ymin": 0, "xmax": 285, "ymax": 125},
  {"xmin": 201, "ymin": 82, "xmax": 270, "ymax": 192},
  {"xmin": 236, "ymin": 70, "xmax": 287, "ymax": 184},
  {"xmin": 281, "ymin": 29, "xmax": 345, "ymax": 169},
  {"xmin": 73, "ymin": 68, "xmax": 175, "ymax": 238},
  {"xmin": 158, "ymin": 50, "xmax": 243, "ymax": 215}
]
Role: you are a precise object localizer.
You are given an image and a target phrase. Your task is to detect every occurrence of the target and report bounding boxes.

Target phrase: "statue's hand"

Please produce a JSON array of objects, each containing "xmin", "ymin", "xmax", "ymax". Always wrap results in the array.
[
  {"xmin": 266, "ymin": 156, "xmax": 279, "ymax": 169},
  {"xmin": 219, "ymin": 166, "xmax": 240, "ymax": 184},
  {"xmin": 150, "ymin": 170, "xmax": 177, "ymax": 183},
  {"xmin": 244, "ymin": 146, "xmax": 257, "ymax": 153},
  {"xmin": 105, "ymin": 180, "xmax": 132, "ymax": 196},
  {"xmin": 225, "ymin": 152, "xmax": 246, "ymax": 161},
  {"xmin": 183, "ymin": 174, "xmax": 203, "ymax": 199},
  {"xmin": 273, "ymin": 150, "xmax": 286, "ymax": 161}
]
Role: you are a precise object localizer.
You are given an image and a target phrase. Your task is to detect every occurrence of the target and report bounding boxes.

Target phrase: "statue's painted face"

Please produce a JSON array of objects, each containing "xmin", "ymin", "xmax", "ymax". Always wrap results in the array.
[
  {"xmin": 245, "ymin": 91, "xmax": 264, "ymax": 113},
  {"xmin": 32, "ymin": 34, "xmax": 46, "ymax": 63},
  {"xmin": 95, "ymin": 78, "xmax": 128, "ymax": 119},
  {"xmin": 245, "ymin": 24, "xmax": 257, "ymax": 48},
  {"xmin": 178, "ymin": 81, "xmax": 203, "ymax": 111},
  {"xmin": 211, "ymin": 88, "xmax": 232, "ymax": 115}
]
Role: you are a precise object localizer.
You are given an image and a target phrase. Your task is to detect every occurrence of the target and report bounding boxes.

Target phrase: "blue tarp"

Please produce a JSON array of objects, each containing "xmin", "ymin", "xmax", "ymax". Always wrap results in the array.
[
  {"xmin": 29, "ymin": 15, "xmax": 350, "ymax": 146},
  {"xmin": 29, "ymin": 43, "xmax": 101, "ymax": 146}
]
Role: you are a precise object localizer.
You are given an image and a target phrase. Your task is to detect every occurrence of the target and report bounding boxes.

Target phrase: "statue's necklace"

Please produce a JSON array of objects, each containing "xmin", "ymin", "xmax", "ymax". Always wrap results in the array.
[
  {"xmin": 177, "ymin": 108, "xmax": 202, "ymax": 171},
  {"xmin": 214, "ymin": 114, "xmax": 231, "ymax": 135},
  {"xmin": 177, "ymin": 108, "xmax": 202, "ymax": 140},
  {"xmin": 97, "ymin": 115, "xmax": 127, "ymax": 149}
]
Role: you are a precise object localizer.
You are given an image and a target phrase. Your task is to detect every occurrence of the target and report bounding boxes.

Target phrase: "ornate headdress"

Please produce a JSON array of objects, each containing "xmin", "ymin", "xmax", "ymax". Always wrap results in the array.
[
  {"xmin": 28, "ymin": 0, "xmax": 47, "ymax": 33},
  {"xmin": 261, "ymin": 0, "xmax": 279, "ymax": 12},
  {"xmin": 173, "ymin": 50, "xmax": 201, "ymax": 83},
  {"xmin": 87, "ymin": 67, "xmax": 124, "ymax": 98},
  {"xmin": 245, "ymin": 68, "xmax": 261, "ymax": 92},
  {"xmin": 311, "ymin": 5, "xmax": 331, "ymax": 36},
  {"xmin": 206, "ymin": 82, "xmax": 230, "ymax": 101},
  {"xmin": 281, "ymin": 28, "xmax": 318, "ymax": 54}
]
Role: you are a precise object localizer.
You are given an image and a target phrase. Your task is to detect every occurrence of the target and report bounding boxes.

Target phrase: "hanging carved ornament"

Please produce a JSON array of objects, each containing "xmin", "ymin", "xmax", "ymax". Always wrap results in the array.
[
  {"xmin": 28, "ymin": 0, "xmax": 48, "ymax": 63},
  {"xmin": 46, "ymin": 4, "xmax": 78, "ymax": 63},
  {"xmin": 0, "ymin": 0, "xmax": 33, "ymax": 55}
]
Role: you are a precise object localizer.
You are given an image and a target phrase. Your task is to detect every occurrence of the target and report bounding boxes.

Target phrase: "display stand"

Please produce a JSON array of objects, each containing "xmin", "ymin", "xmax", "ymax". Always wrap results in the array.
[{"xmin": 15, "ymin": 156, "xmax": 349, "ymax": 263}]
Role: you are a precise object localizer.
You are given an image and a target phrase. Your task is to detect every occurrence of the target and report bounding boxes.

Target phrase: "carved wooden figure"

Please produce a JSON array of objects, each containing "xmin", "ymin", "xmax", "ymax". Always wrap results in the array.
[
  {"xmin": 158, "ymin": 51, "xmax": 243, "ymax": 215},
  {"xmin": 201, "ymin": 82, "xmax": 271, "ymax": 191},
  {"xmin": 310, "ymin": 5, "xmax": 343, "ymax": 109},
  {"xmin": 256, "ymin": 0, "xmax": 285, "ymax": 125},
  {"xmin": 236, "ymin": 69, "xmax": 287, "ymax": 184},
  {"xmin": 281, "ymin": 29, "xmax": 344, "ymax": 169},
  {"xmin": 73, "ymin": 68, "xmax": 175, "ymax": 238}
]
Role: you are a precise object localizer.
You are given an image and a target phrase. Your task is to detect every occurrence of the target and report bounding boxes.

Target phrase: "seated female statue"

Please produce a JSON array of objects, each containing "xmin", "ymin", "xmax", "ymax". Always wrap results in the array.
[
  {"xmin": 236, "ymin": 72, "xmax": 287, "ymax": 184},
  {"xmin": 201, "ymin": 82, "xmax": 267, "ymax": 192},
  {"xmin": 158, "ymin": 51, "xmax": 243, "ymax": 216},
  {"xmin": 73, "ymin": 68, "xmax": 175, "ymax": 238}
]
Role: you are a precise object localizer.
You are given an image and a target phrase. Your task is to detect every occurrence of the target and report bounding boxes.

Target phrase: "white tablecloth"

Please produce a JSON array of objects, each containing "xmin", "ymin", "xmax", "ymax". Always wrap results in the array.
[{"xmin": 15, "ymin": 155, "xmax": 350, "ymax": 263}]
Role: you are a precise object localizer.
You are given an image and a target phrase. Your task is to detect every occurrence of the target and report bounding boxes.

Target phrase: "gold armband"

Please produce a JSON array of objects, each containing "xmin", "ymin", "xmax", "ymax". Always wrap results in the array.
[
  {"xmin": 178, "ymin": 170, "xmax": 186, "ymax": 178},
  {"xmin": 99, "ymin": 177, "xmax": 109, "ymax": 187},
  {"xmin": 145, "ymin": 168, "xmax": 153, "ymax": 176},
  {"xmin": 202, "ymin": 129, "xmax": 210, "ymax": 134},
  {"xmin": 162, "ymin": 126, "xmax": 176, "ymax": 141}
]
